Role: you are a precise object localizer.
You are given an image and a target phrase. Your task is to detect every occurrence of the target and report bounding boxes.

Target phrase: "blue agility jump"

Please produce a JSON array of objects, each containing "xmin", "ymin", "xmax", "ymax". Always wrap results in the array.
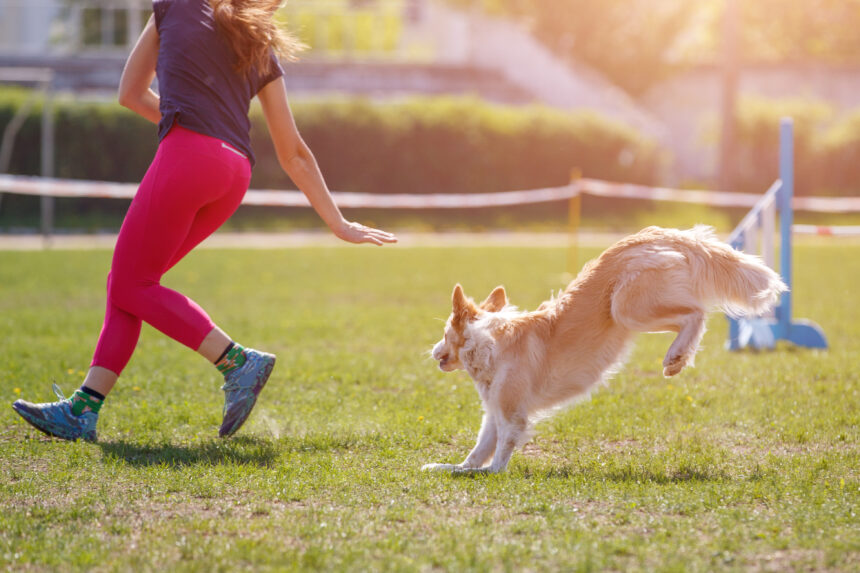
[{"xmin": 726, "ymin": 118, "xmax": 828, "ymax": 351}]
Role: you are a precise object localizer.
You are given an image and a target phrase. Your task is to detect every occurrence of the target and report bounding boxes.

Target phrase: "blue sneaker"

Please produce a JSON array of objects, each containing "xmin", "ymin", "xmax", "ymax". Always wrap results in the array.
[
  {"xmin": 219, "ymin": 349, "xmax": 276, "ymax": 438},
  {"xmin": 12, "ymin": 384, "xmax": 98, "ymax": 442}
]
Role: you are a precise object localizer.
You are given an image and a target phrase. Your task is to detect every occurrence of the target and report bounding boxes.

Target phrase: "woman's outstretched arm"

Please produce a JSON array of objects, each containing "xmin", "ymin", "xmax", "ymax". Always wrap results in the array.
[
  {"xmin": 118, "ymin": 15, "xmax": 161, "ymax": 124},
  {"xmin": 257, "ymin": 78, "xmax": 397, "ymax": 246}
]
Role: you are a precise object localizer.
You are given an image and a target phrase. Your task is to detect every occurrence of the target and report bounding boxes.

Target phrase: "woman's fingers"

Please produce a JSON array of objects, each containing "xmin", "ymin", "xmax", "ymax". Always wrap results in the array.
[
  {"xmin": 337, "ymin": 221, "xmax": 397, "ymax": 245},
  {"xmin": 356, "ymin": 224, "xmax": 397, "ymax": 245}
]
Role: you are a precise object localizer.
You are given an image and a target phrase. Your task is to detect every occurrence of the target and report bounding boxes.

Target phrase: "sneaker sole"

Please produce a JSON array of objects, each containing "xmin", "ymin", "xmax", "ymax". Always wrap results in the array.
[
  {"xmin": 219, "ymin": 354, "xmax": 276, "ymax": 438},
  {"xmin": 11, "ymin": 401, "xmax": 95, "ymax": 442}
]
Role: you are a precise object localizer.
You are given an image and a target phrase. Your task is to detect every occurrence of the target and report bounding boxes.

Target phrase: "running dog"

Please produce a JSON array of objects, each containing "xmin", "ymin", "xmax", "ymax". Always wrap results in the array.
[{"xmin": 424, "ymin": 226, "xmax": 787, "ymax": 474}]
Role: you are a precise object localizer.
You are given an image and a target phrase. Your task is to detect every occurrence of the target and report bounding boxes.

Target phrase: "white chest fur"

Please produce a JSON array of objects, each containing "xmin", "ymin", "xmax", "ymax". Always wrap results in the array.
[{"xmin": 461, "ymin": 321, "xmax": 500, "ymax": 389}]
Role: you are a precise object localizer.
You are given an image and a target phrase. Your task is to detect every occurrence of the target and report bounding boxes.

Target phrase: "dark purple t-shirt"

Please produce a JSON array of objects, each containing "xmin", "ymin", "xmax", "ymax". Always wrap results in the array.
[{"xmin": 152, "ymin": 0, "xmax": 284, "ymax": 166}]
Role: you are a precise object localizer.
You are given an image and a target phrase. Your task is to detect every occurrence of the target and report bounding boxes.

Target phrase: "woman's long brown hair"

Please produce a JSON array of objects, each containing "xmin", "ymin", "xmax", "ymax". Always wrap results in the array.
[{"xmin": 210, "ymin": 0, "xmax": 303, "ymax": 76}]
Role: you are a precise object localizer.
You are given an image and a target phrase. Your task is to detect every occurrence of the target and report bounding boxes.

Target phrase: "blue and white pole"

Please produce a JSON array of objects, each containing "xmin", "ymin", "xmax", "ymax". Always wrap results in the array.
[
  {"xmin": 726, "ymin": 117, "xmax": 827, "ymax": 350},
  {"xmin": 775, "ymin": 117, "xmax": 794, "ymax": 340}
]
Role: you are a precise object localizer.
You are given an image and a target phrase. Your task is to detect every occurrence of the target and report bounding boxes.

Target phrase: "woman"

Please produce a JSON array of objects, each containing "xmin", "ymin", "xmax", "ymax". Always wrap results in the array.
[{"xmin": 12, "ymin": 0, "xmax": 397, "ymax": 442}]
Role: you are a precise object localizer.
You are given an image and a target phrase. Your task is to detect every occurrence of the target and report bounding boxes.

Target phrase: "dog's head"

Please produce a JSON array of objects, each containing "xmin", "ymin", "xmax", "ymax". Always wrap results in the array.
[{"xmin": 432, "ymin": 284, "xmax": 507, "ymax": 371}]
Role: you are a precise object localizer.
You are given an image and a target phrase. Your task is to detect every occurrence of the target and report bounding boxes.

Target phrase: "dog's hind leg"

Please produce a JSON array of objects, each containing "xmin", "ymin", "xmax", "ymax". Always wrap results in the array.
[
  {"xmin": 453, "ymin": 399, "xmax": 528, "ymax": 475},
  {"xmin": 617, "ymin": 305, "xmax": 706, "ymax": 377},
  {"xmin": 481, "ymin": 410, "xmax": 527, "ymax": 474},
  {"xmin": 612, "ymin": 273, "xmax": 706, "ymax": 377},
  {"xmin": 661, "ymin": 310, "xmax": 706, "ymax": 377}
]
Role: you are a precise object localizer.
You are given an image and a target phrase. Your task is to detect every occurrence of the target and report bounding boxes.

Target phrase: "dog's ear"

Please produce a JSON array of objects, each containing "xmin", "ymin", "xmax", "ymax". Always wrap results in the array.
[
  {"xmin": 452, "ymin": 284, "xmax": 477, "ymax": 325},
  {"xmin": 452, "ymin": 284, "xmax": 469, "ymax": 311},
  {"xmin": 480, "ymin": 285, "xmax": 507, "ymax": 312},
  {"xmin": 452, "ymin": 284, "xmax": 463, "ymax": 304}
]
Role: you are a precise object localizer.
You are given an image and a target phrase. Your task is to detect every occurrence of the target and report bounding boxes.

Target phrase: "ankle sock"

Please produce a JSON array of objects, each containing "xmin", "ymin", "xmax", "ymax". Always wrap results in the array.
[
  {"xmin": 215, "ymin": 342, "xmax": 233, "ymax": 364},
  {"xmin": 215, "ymin": 342, "xmax": 247, "ymax": 376},
  {"xmin": 80, "ymin": 386, "xmax": 106, "ymax": 401},
  {"xmin": 71, "ymin": 388, "xmax": 103, "ymax": 416}
]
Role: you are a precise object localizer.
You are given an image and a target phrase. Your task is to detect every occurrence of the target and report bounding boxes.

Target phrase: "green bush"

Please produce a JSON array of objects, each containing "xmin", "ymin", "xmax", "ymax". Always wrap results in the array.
[
  {"xmin": 0, "ymin": 89, "xmax": 159, "ymax": 228},
  {"xmin": 254, "ymin": 97, "xmax": 660, "ymax": 194},
  {"xmin": 733, "ymin": 96, "xmax": 860, "ymax": 198},
  {"xmin": 0, "ymin": 90, "xmax": 158, "ymax": 183},
  {"xmin": 4, "ymin": 88, "xmax": 858, "ymax": 231},
  {"xmin": 817, "ymin": 109, "xmax": 860, "ymax": 197},
  {"xmin": 1, "ymin": 90, "xmax": 659, "ymax": 191},
  {"xmin": 0, "ymin": 89, "xmax": 660, "ymax": 229},
  {"xmin": 733, "ymin": 96, "xmax": 833, "ymax": 194}
]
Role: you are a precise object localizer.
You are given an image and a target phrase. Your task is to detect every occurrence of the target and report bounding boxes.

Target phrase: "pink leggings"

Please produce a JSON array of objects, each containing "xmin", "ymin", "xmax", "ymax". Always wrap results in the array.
[{"xmin": 91, "ymin": 125, "xmax": 251, "ymax": 375}]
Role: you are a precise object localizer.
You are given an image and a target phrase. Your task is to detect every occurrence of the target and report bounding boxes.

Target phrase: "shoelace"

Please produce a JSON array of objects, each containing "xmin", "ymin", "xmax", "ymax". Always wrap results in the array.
[
  {"xmin": 221, "ymin": 371, "xmax": 243, "ymax": 392},
  {"xmin": 221, "ymin": 360, "xmax": 253, "ymax": 392},
  {"xmin": 52, "ymin": 383, "xmax": 69, "ymax": 402}
]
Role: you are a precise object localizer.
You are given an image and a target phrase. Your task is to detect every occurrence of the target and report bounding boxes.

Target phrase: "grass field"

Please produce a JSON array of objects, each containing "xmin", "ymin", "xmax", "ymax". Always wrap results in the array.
[{"xmin": 0, "ymin": 239, "xmax": 857, "ymax": 571}]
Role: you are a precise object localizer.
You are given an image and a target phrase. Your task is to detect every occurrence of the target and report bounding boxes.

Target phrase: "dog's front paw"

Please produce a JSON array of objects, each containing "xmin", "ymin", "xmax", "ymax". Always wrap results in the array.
[{"xmin": 421, "ymin": 463, "xmax": 461, "ymax": 473}]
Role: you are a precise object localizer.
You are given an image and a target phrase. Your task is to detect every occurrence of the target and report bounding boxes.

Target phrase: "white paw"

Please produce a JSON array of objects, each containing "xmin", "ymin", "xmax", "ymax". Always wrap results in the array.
[{"xmin": 421, "ymin": 463, "xmax": 461, "ymax": 472}]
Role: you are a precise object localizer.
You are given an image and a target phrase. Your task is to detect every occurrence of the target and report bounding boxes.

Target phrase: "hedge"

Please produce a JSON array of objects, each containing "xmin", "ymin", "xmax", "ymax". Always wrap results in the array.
[
  {"xmin": 0, "ymin": 90, "xmax": 668, "ymax": 229},
  {"xmin": 5, "ymin": 89, "xmax": 860, "ymax": 199},
  {"xmin": 0, "ymin": 90, "xmax": 659, "ymax": 192},
  {"xmin": 3, "ymin": 88, "xmax": 859, "ymax": 233},
  {"xmin": 733, "ymin": 97, "xmax": 832, "ymax": 195},
  {"xmin": 817, "ymin": 109, "xmax": 860, "ymax": 197},
  {"xmin": 733, "ymin": 96, "xmax": 860, "ymax": 197}
]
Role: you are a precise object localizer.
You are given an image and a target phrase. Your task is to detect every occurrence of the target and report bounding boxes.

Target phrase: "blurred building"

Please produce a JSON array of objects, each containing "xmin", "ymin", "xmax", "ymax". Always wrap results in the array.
[
  {"xmin": 7, "ymin": 1, "xmax": 860, "ymax": 186},
  {"xmin": 0, "ymin": 0, "xmax": 663, "ymax": 134},
  {"xmin": 0, "ymin": 0, "xmax": 145, "ymax": 54},
  {"xmin": 0, "ymin": 0, "xmax": 148, "ymax": 90},
  {"xmin": 0, "ymin": 1, "xmax": 63, "ymax": 55}
]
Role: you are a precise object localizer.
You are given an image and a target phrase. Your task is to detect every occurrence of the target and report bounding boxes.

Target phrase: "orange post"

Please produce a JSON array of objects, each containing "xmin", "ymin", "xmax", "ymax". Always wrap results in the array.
[{"xmin": 567, "ymin": 168, "xmax": 582, "ymax": 277}]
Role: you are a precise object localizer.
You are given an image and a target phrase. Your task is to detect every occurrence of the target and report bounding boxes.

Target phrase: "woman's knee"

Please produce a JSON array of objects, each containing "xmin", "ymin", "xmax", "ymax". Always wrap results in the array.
[{"xmin": 107, "ymin": 271, "xmax": 152, "ymax": 312}]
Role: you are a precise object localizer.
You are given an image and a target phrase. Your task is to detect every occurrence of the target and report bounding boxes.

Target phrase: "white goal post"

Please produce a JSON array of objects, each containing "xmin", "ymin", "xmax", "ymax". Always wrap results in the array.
[{"xmin": 0, "ymin": 67, "xmax": 56, "ymax": 244}]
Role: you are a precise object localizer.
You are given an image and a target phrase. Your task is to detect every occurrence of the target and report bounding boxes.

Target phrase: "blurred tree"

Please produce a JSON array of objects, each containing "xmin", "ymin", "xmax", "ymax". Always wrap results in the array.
[
  {"xmin": 446, "ymin": 0, "xmax": 860, "ymax": 95},
  {"xmin": 450, "ymin": 0, "xmax": 698, "ymax": 96},
  {"xmin": 740, "ymin": 0, "xmax": 860, "ymax": 63}
]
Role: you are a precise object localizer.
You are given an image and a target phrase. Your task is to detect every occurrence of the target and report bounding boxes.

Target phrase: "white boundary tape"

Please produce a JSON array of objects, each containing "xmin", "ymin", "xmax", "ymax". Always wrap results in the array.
[
  {"xmin": 0, "ymin": 173, "xmax": 578, "ymax": 208},
  {"xmin": 580, "ymin": 179, "xmax": 759, "ymax": 208},
  {"xmin": 793, "ymin": 224, "xmax": 860, "ymax": 236},
  {"xmin": 1, "ymin": 173, "xmax": 859, "ymax": 213}
]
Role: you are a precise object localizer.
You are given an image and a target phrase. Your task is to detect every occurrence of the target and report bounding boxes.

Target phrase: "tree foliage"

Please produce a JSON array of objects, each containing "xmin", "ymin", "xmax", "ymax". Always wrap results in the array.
[
  {"xmin": 448, "ymin": 0, "xmax": 860, "ymax": 95},
  {"xmin": 450, "ymin": 0, "xmax": 697, "ymax": 96},
  {"xmin": 740, "ymin": 0, "xmax": 860, "ymax": 64}
]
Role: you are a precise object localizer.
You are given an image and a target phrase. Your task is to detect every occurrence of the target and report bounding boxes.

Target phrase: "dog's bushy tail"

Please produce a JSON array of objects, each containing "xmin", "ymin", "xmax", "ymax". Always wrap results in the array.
[{"xmin": 690, "ymin": 227, "xmax": 788, "ymax": 317}]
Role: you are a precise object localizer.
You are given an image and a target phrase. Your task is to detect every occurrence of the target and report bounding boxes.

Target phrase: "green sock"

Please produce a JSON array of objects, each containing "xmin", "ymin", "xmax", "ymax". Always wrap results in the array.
[
  {"xmin": 70, "ymin": 390, "xmax": 103, "ymax": 416},
  {"xmin": 216, "ymin": 343, "xmax": 247, "ymax": 376}
]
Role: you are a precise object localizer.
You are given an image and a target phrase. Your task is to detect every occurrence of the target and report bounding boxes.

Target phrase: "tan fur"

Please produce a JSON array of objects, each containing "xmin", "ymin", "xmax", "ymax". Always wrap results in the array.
[{"xmin": 424, "ymin": 226, "xmax": 787, "ymax": 474}]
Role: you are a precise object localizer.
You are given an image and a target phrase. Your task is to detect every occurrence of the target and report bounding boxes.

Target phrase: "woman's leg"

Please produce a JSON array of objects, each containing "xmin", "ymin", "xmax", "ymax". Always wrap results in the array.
[
  {"xmin": 12, "ymin": 129, "xmax": 254, "ymax": 442},
  {"xmin": 87, "ymin": 272, "xmax": 142, "ymax": 385},
  {"xmin": 91, "ymin": 127, "xmax": 251, "ymax": 381},
  {"xmin": 158, "ymin": 180, "xmax": 252, "ymax": 363}
]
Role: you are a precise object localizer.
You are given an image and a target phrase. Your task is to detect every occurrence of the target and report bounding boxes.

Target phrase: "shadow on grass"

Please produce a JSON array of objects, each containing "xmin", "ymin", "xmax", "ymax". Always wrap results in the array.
[
  {"xmin": 533, "ymin": 465, "xmax": 733, "ymax": 483},
  {"xmin": 97, "ymin": 431, "xmax": 377, "ymax": 467},
  {"xmin": 98, "ymin": 436, "xmax": 279, "ymax": 468},
  {"xmin": 432, "ymin": 464, "xmax": 736, "ymax": 482}
]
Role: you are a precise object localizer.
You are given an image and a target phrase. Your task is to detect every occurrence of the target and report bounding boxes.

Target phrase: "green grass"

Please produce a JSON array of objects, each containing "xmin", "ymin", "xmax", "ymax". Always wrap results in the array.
[{"xmin": 0, "ymin": 241, "xmax": 857, "ymax": 571}]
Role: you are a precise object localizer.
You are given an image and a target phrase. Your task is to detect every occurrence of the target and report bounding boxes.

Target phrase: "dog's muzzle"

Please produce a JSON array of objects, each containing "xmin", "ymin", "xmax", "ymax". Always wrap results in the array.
[{"xmin": 432, "ymin": 341, "xmax": 456, "ymax": 371}]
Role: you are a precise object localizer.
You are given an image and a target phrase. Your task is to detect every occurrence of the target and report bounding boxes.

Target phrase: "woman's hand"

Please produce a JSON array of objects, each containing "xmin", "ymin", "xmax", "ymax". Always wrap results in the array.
[
  {"xmin": 333, "ymin": 220, "xmax": 398, "ymax": 246},
  {"xmin": 258, "ymin": 79, "xmax": 396, "ymax": 247}
]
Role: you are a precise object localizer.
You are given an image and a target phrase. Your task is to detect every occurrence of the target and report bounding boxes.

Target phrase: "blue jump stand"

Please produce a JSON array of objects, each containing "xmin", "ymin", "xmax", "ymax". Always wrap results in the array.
[{"xmin": 727, "ymin": 118, "xmax": 828, "ymax": 351}]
